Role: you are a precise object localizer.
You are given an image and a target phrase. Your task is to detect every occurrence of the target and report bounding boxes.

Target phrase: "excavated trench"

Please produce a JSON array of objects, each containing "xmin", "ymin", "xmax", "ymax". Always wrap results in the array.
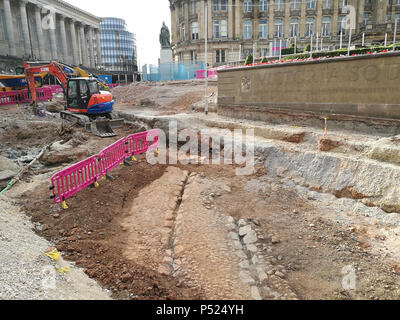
[{"xmin": 6, "ymin": 110, "xmax": 399, "ymax": 300}]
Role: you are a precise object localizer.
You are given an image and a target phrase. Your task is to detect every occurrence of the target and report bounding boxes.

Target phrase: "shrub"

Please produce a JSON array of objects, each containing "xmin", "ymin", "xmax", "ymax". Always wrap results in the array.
[
  {"xmin": 244, "ymin": 54, "xmax": 253, "ymax": 65},
  {"xmin": 304, "ymin": 44, "xmax": 311, "ymax": 52},
  {"xmin": 261, "ymin": 57, "xmax": 268, "ymax": 63}
]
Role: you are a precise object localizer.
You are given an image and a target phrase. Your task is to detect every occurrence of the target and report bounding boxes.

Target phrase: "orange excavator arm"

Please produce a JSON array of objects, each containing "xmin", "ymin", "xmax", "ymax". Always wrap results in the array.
[{"xmin": 24, "ymin": 62, "xmax": 68, "ymax": 107}]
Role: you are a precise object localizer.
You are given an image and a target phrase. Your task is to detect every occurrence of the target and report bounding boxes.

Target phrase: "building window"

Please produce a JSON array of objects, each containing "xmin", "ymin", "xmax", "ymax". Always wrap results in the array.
[
  {"xmin": 322, "ymin": 17, "xmax": 331, "ymax": 36},
  {"xmin": 215, "ymin": 49, "xmax": 226, "ymax": 63},
  {"xmin": 213, "ymin": 20, "xmax": 220, "ymax": 38},
  {"xmin": 221, "ymin": 0, "xmax": 227, "ymax": 11},
  {"xmin": 337, "ymin": 16, "xmax": 346, "ymax": 35},
  {"xmin": 213, "ymin": 20, "xmax": 227, "ymax": 38},
  {"xmin": 396, "ymin": 13, "xmax": 400, "ymax": 23},
  {"xmin": 306, "ymin": 0, "xmax": 316, "ymax": 10},
  {"xmin": 221, "ymin": 20, "xmax": 227, "ymax": 37},
  {"xmin": 259, "ymin": 0, "xmax": 268, "ymax": 12},
  {"xmin": 180, "ymin": 23, "xmax": 186, "ymax": 41},
  {"xmin": 322, "ymin": 0, "xmax": 332, "ymax": 9},
  {"xmin": 258, "ymin": 20, "xmax": 268, "ymax": 39},
  {"xmin": 244, "ymin": 0, "xmax": 252, "ymax": 12},
  {"xmin": 290, "ymin": 0, "xmax": 300, "ymax": 10},
  {"xmin": 190, "ymin": 1, "xmax": 198, "ymax": 14},
  {"xmin": 305, "ymin": 18, "xmax": 315, "ymax": 37},
  {"xmin": 259, "ymin": 48, "xmax": 268, "ymax": 57},
  {"xmin": 213, "ymin": 0, "xmax": 219, "ymax": 11},
  {"xmin": 191, "ymin": 22, "xmax": 199, "ymax": 39},
  {"xmin": 243, "ymin": 20, "xmax": 253, "ymax": 39},
  {"xmin": 290, "ymin": 18, "xmax": 299, "ymax": 37},
  {"xmin": 339, "ymin": 0, "xmax": 348, "ymax": 11},
  {"xmin": 274, "ymin": 0, "xmax": 283, "ymax": 11},
  {"xmin": 190, "ymin": 50, "xmax": 197, "ymax": 63},
  {"xmin": 364, "ymin": 13, "xmax": 371, "ymax": 25},
  {"xmin": 274, "ymin": 19, "xmax": 283, "ymax": 38}
]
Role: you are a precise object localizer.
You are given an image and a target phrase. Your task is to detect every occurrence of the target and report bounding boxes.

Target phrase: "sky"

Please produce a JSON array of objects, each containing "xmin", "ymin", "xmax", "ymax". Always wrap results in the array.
[{"xmin": 64, "ymin": 0, "xmax": 171, "ymax": 67}]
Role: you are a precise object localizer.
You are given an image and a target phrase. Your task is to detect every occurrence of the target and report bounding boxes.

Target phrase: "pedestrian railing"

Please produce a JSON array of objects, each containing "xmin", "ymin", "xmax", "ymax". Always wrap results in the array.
[
  {"xmin": 0, "ymin": 87, "xmax": 53, "ymax": 106},
  {"xmin": 50, "ymin": 129, "xmax": 160, "ymax": 209}
]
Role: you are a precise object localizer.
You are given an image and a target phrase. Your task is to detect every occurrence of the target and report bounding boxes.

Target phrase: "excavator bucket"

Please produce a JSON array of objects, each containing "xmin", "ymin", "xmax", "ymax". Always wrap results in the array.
[
  {"xmin": 87, "ymin": 119, "xmax": 116, "ymax": 138},
  {"xmin": 85, "ymin": 118, "xmax": 124, "ymax": 138}
]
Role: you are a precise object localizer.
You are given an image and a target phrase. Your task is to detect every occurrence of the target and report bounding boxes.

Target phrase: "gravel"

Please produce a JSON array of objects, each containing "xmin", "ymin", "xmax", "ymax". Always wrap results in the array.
[{"xmin": 0, "ymin": 196, "xmax": 111, "ymax": 300}]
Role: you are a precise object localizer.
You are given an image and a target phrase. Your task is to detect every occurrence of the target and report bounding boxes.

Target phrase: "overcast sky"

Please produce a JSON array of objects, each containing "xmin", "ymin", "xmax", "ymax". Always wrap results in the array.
[{"xmin": 64, "ymin": 0, "xmax": 171, "ymax": 67}]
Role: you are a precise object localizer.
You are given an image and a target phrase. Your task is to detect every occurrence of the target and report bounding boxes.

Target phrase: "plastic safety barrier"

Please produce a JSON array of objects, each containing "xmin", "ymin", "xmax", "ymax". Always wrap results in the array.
[
  {"xmin": 50, "ymin": 155, "xmax": 101, "ymax": 208},
  {"xmin": 97, "ymin": 137, "xmax": 130, "ymax": 176},
  {"xmin": 0, "ymin": 87, "xmax": 53, "ymax": 106},
  {"xmin": 50, "ymin": 129, "xmax": 161, "ymax": 208},
  {"xmin": 127, "ymin": 129, "xmax": 160, "ymax": 156},
  {"xmin": 195, "ymin": 69, "xmax": 218, "ymax": 79}
]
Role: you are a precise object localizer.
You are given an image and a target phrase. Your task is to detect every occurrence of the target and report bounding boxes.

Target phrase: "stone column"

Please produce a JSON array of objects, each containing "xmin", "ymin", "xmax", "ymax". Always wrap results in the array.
[
  {"xmin": 69, "ymin": 19, "xmax": 79, "ymax": 65},
  {"xmin": 49, "ymin": 12, "xmax": 58, "ymax": 60},
  {"xmin": 19, "ymin": 0, "xmax": 31, "ymax": 57},
  {"xmin": 235, "ymin": 0, "xmax": 242, "ymax": 39},
  {"xmin": 59, "ymin": 15, "xmax": 69, "ymax": 63},
  {"xmin": 228, "ymin": 0, "xmax": 233, "ymax": 39},
  {"xmin": 79, "ymin": 24, "xmax": 89, "ymax": 67},
  {"xmin": 96, "ymin": 29, "xmax": 102, "ymax": 67},
  {"xmin": 88, "ymin": 27, "xmax": 95, "ymax": 68},
  {"xmin": 3, "ymin": 0, "xmax": 16, "ymax": 56},
  {"xmin": 34, "ymin": 5, "xmax": 46, "ymax": 60}
]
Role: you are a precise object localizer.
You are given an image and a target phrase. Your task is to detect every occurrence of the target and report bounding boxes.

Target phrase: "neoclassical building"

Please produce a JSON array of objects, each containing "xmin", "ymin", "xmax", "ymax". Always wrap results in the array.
[
  {"xmin": 0, "ymin": 0, "xmax": 102, "ymax": 70},
  {"xmin": 100, "ymin": 17, "xmax": 137, "ymax": 75},
  {"xmin": 169, "ymin": 0, "xmax": 400, "ymax": 67}
]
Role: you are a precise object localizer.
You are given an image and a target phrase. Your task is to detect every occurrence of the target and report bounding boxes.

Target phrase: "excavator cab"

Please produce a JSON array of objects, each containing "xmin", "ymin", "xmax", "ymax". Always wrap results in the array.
[{"xmin": 66, "ymin": 78, "xmax": 114, "ymax": 117}]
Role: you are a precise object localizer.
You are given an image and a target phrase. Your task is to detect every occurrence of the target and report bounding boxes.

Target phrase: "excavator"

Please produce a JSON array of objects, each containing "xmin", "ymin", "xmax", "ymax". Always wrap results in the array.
[
  {"xmin": 24, "ymin": 61, "xmax": 123, "ymax": 138},
  {"xmin": 23, "ymin": 61, "xmax": 111, "ymax": 91}
]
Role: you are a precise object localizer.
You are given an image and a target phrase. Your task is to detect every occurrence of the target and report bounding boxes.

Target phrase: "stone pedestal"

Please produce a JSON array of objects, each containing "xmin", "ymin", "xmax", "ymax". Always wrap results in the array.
[
  {"xmin": 160, "ymin": 48, "xmax": 173, "ymax": 64},
  {"xmin": 159, "ymin": 48, "xmax": 173, "ymax": 81}
]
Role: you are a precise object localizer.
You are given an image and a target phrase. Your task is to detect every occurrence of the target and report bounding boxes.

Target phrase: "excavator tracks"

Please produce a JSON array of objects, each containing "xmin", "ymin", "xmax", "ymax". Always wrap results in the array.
[{"xmin": 60, "ymin": 111, "xmax": 124, "ymax": 138}]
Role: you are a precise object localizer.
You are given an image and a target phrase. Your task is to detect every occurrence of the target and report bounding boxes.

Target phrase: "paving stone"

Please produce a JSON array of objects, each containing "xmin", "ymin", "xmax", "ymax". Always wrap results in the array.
[
  {"xmin": 251, "ymin": 286, "xmax": 262, "ymax": 300},
  {"xmin": 246, "ymin": 244, "xmax": 258, "ymax": 253},
  {"xmin": 236, "ymin": 250, "xmax": 247, "ymax": 259},
  {"xmin": 243, "ymin": 230, "xmax": 258, "ymax": 244},
  {"xmin": 229, "ymin": 232, "xmax": 239, "ymax": 241},
  {"xmin": 239, "ymin": 260, "xmax": 250, "ymax": 269},
  {"xmin": 239, "ymin": 225, "xmax": 252, "ymax": 237},
  {"xmin": 239, "ymin": 271, "xmax": 255, "ymax": 285}
]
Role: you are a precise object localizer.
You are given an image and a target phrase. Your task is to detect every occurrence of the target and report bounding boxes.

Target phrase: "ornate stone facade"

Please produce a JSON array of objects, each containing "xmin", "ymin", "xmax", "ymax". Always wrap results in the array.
[
  {"xmin": 0, "ymin": 0, "xmax": 102, "ymax": 69},
  {"xmin": 170, "ymin": 0, "xmax": 400, "ymax": 67}
]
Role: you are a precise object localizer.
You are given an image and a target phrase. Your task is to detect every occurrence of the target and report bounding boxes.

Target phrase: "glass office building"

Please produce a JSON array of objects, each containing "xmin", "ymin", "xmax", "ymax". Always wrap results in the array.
[{"xmin": 100, "ymin": 18, "xmax": 137, "ymax": 75}]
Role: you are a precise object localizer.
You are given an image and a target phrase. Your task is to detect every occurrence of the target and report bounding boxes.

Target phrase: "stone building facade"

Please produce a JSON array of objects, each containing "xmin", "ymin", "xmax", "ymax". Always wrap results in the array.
[
  {"xmin": 169, "ymin": 0, "xmax": 400, "ymax": 67},
  {"xmin": 0, "ymin": 0, "xmax": 102, "ymax": 71}
]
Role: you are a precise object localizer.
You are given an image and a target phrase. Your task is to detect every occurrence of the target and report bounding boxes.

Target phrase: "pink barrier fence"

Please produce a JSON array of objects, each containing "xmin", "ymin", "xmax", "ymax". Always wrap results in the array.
[
  {"xmin": 50, "ymin": 155, "xmax": 100, "ymax": 205},
  {"xmin": 50, "ymin": 129, "xmax": 161, "ymax": 205},
  {"xmin": 97, "ymin": 137, "xmax": 129, "ymax": 176},
  {"xmin": 0, "ymin": 87, "xmax": 54, "ymax": 106},
  {"xmin": 43, "ymin": 85, "xmax": 64, "ymax": 94},
  {"xmin": 195, "ymin": 69, "xmax": 218, "ymax": 79}
]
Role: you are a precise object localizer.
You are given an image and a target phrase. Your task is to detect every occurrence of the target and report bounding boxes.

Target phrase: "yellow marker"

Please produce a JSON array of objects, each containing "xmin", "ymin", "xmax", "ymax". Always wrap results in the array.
[
  {"xmin": 132, "ymin": 156, "xmax": 137, "ymax": 161},
  {"xmin": 324, "ymin": 118, "xmax": 328, "ymax": 136},
  {"xmin": 56, "ymin": 267, "xmax": 70, "ymax": 274},
  {"xmin": 45, "ymin": 248, "xmax": 60, "ymax": 261},
  {"xmin": 94, "ymin": 181, "xmax": 99, "ymax": 188},
  {"xmin": 154, "ymin": 149, "xmax": 159, "ymax": 156},
  {"xmin": 61, "ymin": 201, "xmax": 68, "ymax": 210}
]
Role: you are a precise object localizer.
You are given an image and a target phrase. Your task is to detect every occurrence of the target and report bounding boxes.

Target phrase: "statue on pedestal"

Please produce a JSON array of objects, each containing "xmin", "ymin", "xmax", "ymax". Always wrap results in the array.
[{"xmin": 159, "ymin": 22, "xmax": 171, "ymax": 49}]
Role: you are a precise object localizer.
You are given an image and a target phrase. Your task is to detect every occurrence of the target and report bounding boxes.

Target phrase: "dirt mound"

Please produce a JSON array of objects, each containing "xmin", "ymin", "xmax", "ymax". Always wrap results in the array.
[
  {"xmin": 319, "ymin": 138, "xmax": 342, "ymax": 151},
  {"xmin": 21, "ymin": 157, "xmax": 202, "ymax": 300}
]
